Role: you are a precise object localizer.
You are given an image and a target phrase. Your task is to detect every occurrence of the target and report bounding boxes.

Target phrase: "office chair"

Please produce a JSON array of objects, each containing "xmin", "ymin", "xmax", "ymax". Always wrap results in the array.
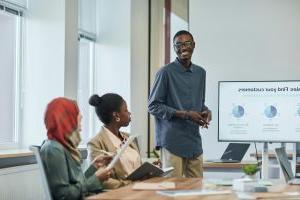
[{"xmin": 29, "ymin": 145, "xmax": 53, "ymax": 200}]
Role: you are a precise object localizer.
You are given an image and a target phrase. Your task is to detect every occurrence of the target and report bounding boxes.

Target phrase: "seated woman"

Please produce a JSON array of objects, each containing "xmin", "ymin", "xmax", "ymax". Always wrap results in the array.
[
  {"xmin": 40, "ymin": 97, "xmax": 112, "ymax": 200},
  {"xmin": 88, "ymin": 93, "xmax": 142, "ymax": 189}
]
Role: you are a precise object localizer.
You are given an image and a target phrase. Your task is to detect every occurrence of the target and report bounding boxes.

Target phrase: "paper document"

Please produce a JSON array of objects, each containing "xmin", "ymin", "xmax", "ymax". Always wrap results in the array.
[
  {"xmin": 205, "ymin": 178, "xmax": 233, "ymax": 186},
  {"xmin": 237, "ymin": 192, "xmax": 300, "ymax": 200},
  {"xmin": 106, "ymin": 135, "xmax": 137, "ymax": 169},
  {"xmin": 157, "ymin": 189, "xmax": 231, "ymax": 197},
  {"xmin": 132, "ymin": 182, "xmax": 175, "ymax": 190}
]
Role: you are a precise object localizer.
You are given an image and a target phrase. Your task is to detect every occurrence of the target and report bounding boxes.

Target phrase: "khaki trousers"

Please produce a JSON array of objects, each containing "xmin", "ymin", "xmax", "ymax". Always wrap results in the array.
[{"xmin": 161, "ymin": 148, "xmax": 203, "ymax": 178}]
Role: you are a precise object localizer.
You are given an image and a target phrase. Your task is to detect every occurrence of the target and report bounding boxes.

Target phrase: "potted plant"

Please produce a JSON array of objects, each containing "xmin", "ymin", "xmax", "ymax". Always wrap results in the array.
[
  {"xmin": 242, "ymin": 164, "xmax": 260, "ymax": 179},
  {"xmin": 233, "ymin": 164, "xmax": 260, "ymax": 192}
]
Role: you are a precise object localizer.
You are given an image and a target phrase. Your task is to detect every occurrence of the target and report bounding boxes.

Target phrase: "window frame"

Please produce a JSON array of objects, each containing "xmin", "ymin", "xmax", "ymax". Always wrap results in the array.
[{"xmin": 77, "ymin": 30, "xmax": 96, "ymax": 144}]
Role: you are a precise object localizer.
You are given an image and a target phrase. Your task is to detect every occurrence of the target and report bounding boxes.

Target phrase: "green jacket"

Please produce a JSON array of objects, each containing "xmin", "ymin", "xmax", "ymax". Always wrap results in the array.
[{"xmin": 40, "ymin": 140, "xmax": 103, "ymax": 200}]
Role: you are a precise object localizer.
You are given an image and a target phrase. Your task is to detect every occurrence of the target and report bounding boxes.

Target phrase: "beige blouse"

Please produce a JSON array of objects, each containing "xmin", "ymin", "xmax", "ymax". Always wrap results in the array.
[
  {"xmin": 103, "ymin": 127, "xmax": 140, "ymax": 175},
  {"xmin": 88, "ymin": 127, "xmax": 142, "ymax": 189}
]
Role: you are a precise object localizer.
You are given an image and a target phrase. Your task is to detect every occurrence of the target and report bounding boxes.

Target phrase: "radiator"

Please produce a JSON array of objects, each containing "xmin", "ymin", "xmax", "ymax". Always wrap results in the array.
[{"xmin": 0, "ymin": 164, "xmax": 45, "ymax": 200}]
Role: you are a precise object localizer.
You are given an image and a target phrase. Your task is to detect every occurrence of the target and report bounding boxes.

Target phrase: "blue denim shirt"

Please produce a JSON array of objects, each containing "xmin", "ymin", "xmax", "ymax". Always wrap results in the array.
[{"xmin": 148, "ymin": 58, "xmax": 208, "ymax": 158}]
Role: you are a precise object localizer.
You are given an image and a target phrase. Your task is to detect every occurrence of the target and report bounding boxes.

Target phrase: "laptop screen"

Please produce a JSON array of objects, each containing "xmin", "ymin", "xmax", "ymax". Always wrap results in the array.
[
  {"xmin": 220, "ymin": 143, "xmax": 250, "ymax": 161},
  {"xmin": 275, "ymin": 147, "xmax": 295, "ymax": 182}
]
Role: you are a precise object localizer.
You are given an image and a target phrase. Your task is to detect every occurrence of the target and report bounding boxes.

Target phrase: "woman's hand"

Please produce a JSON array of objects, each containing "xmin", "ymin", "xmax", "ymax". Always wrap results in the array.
[
  {"xmin": 95, "ymin": 167, "xmax": 113, "ymax": 181},
  {"xmin": 92, "ymin": 154, "xmax": 113, "ymax": 169},
  {"xmin": 152, "ymin": 159, "xmax": 162, "ymax": 168}
]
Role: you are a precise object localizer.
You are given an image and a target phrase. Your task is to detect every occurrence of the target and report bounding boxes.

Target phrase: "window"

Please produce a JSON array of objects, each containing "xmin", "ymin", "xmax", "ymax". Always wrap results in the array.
[
  {"xmin": 77, "ymin": 0, "xmax": 96, "ymax": 144},
  {"xmin": 77, "ymin": 35, "xmax": 95, "ymax": 144},
  {"xmin": 0, "ymin": 5, "xmax": 23, "ymax": 148}
]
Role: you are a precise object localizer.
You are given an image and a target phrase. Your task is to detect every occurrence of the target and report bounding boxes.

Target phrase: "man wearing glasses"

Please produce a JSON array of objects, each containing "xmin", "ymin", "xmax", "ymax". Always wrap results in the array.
[{"xmin": 148, "ymin": 30, "xmax": 211, "ymax": 178}]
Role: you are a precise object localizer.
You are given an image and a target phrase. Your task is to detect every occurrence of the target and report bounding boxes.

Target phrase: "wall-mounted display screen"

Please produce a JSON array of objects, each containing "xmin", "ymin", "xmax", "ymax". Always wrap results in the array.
[{"xmin": 218, "ymin": 81, "xmax": 300, "ymax": 142}]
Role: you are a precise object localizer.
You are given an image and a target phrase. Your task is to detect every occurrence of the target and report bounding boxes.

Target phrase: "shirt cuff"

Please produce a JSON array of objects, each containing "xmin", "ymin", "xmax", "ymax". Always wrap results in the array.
[
  {"xmin": 86, "ymin": 174, "xmax": 103, "ymax": 193},
  {"xmin": 165, "ymin": 107, "xmax": 177, "ymax": 120},
  {"xmin": 85, "ymin": 164, "xmax": 97, "ymax": 177}
]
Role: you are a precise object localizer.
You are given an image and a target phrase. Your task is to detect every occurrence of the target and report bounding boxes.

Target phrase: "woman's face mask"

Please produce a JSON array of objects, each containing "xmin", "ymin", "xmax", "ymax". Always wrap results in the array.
[
  {"xmin": 77, "ymin": 114, "xmax": 82, "ymax": 132},
  {"xmin": 68, "ymin": 130, "xmax": 81, "ymax": 147}
]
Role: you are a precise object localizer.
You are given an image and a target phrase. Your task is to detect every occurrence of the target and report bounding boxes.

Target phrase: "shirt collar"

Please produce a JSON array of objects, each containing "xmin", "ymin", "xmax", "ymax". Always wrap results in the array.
[
  {"xmin": 102, "ymin": 126, "xmax": 127, "ymax": 144},
  {"xmin": 175, "ymin": 57, "xmax": 194, "ymax": 73}
]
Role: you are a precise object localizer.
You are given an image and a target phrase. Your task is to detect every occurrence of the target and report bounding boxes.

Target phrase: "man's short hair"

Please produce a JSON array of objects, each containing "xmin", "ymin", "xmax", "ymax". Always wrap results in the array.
[{"xmin": 173, "ymin": 30, "xmax": 194, "ymax": 43}]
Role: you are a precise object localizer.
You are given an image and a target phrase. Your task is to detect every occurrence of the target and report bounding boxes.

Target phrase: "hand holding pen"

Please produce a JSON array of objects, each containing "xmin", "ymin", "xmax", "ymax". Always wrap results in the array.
[
  {"xmin": 92, "ymin": 150, "xmax": 114, "ymax": 169},
  {"xmin": 185, "ymin": 111, "xmax": 210, "ymax": 128},
  {"xmin": 199, "ymin": 110, "xmax": 212, "ymax": 128}
]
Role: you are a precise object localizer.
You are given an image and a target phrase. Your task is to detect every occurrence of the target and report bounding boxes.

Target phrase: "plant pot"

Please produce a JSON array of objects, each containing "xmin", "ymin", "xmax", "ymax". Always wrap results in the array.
[
  {"xmin": 233, "ymin": 178, "xmax": 256, "ymax": 192},
  {"xmin": 243, "ymin": 174, "xmax": 257, "ymax": 180}
]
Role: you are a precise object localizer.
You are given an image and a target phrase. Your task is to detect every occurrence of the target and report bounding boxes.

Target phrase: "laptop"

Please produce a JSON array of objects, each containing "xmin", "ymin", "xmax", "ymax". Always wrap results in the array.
[
  {"xmin": 206, "ymin": 143, "xmax": 250, "ymax": 163},
  {"xmin": 275, "ymin": 147, "xmax": 300, "ymax": 185}
]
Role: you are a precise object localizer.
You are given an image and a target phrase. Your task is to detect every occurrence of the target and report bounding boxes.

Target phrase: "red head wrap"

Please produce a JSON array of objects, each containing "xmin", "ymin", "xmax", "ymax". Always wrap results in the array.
[{"xmin": 44, "ymin": 97, "xmax": 79, "ymax": 149}]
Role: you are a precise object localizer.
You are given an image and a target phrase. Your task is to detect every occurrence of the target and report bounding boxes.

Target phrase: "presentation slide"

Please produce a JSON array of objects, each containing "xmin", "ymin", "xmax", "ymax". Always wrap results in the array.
[{"xmin": 218, "ymin": 81, "xmax": 300, "ymax": 142}]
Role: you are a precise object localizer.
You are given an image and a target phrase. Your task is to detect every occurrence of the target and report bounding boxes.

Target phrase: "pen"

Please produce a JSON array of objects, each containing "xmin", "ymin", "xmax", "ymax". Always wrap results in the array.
[{"xmin": 95, "ymin": 149, "xmax": 114, "ymax": 156}]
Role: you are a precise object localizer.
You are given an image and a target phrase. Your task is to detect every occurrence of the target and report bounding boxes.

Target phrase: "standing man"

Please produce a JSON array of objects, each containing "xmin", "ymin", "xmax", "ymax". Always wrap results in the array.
[{"xmin": 148, "ymin": 30, "xmax": 211, "ymax": 177}]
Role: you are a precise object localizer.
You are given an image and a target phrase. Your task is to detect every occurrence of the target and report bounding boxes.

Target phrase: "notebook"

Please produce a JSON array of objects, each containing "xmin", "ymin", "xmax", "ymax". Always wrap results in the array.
[
  {"xmin": 275, "ymin": 147, "xmax": 300, "ymax": 185},
  {"xmin": 206, "ymin": 143, "xmax": 250, "ymax": 163},
  {"xmin": 126, "ymin": 162, "xmax": 174, "ymax": 181}
]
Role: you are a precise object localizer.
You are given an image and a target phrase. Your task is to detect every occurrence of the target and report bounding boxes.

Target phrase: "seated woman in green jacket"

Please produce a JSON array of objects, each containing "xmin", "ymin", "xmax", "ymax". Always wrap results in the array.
[
  {"xmin": 88, "ymin": 93, "xmax": 143, "ymax": 189},
  {"xmin": 41, "ymin": 97, "xmax": 112, "ymax": 200}
]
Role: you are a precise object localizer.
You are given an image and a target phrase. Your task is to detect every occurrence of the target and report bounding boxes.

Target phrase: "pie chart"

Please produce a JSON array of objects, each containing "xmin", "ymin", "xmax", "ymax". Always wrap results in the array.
[
  {"xmin": 264, "ymin": 105, "xmax": 277, "ymax": 118},
  {"xmin": 232, "ymin": 105, "xmax": 244, "ymax": 118}
]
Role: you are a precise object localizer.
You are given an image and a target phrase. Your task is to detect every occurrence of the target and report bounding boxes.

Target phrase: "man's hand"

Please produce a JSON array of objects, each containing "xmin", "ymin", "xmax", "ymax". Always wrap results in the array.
[
  {"xmin": 186, "ymin": 111, "xmax": 209, "ymax": 127},
  {"xmin": 200, "ymin": 110, "xmax": 212, "ymax": 128}
]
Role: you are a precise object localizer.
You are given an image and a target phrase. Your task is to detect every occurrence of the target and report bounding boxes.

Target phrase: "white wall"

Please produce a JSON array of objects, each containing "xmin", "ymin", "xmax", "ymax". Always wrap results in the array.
[
  {"xmin": 130, "ymin": 0, "xmax": 149, "ymax": 157},
  {"xmin": 94, "ymin": 0, "xmax": 149, "ymax": 156},
  {"xmin": 190, "ymin": 0, "xmax": 300, "ymax": 159},
  {"xmin": 22, "ymin": 0, "xmax": 65, "ymax": 148},
  {"xmin": 64, "ymin": 0, "xmax": 78, "ymax": 99},
  {"xmin": 94, "ymin": 0, "xmax": 131, "ymax": 115},
  {"xmin": 22, "ymin": 0, "xmax": 78, "ymax": 148},
  {"xmin": 78, "ymin": 0, "xmax": 96, "ymax": 34}
]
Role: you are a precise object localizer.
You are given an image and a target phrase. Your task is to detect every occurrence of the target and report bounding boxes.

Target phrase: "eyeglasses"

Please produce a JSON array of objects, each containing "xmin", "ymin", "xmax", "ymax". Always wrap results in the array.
[{"xmin": 173, "ymin": 41, "xmax": 194, "ymax": 49}]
